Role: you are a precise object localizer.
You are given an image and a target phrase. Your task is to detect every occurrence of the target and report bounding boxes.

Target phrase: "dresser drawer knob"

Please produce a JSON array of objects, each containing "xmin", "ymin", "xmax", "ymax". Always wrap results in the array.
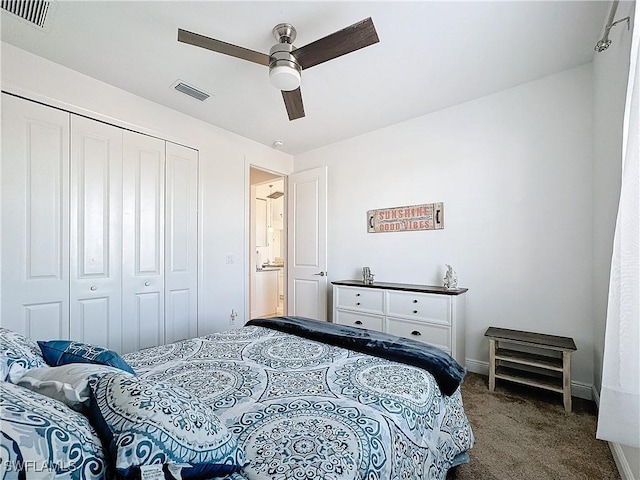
[
  {"xmin": 413, "ymin": 299, "xmax": 418, "ymax": 303},
  {"xmin": 356, "ymin": 302, "xmax": 361, "ymax": 306},
  {"xmin": 356, "ymin": 293, "xmax": 360, "ymax": 296},
  {"xmin": 413, "ymin": 310, "xmax": 418, "ymax": 314},
  {"xmin": 355, "ymin": 320, "xmax": 363, "ymax": 325},
  {"xmin": 411, "ymin": 330, "xmax": 421, "ymax": 336}
]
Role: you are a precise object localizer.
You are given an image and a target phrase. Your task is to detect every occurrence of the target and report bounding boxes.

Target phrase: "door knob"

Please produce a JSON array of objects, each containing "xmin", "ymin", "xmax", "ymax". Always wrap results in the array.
[{"xmin": 313, "ymin": 271, "xmax": 326, "ymax": 277}]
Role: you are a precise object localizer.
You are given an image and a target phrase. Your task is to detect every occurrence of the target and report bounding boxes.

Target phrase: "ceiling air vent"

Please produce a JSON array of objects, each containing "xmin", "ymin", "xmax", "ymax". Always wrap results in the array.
[
  {"xmin": 1, "ymin": 0, "xmax": 50, "ymax": 28},
  {"xmin": 172, "ymin": 80, "xmax": 210, "ymax": 102}
]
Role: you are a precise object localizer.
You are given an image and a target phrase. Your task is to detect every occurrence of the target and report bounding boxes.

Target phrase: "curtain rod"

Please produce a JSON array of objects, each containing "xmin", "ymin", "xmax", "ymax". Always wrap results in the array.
[{"xmin": 595, "ymin": 0, "xmax": 631, "ymax": 52}]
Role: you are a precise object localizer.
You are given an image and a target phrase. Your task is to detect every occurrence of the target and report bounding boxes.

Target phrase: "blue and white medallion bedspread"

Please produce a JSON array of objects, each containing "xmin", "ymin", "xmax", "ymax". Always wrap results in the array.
[{"xmin": 124, "ymin": 324, "xmax": 474, "ymax": 480}]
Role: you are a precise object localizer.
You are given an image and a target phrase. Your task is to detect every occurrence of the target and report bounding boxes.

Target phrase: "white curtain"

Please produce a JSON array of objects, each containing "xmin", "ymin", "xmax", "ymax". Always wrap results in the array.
[{"xmin": 596, "ymin": 4, "xmax": 640, "ymax": 449}]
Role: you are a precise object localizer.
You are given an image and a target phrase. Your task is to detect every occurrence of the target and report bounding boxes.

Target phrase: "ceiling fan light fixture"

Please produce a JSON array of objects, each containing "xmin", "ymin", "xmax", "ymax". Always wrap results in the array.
[{"xmin": 269, "ymin": 65, "xmax": 301, "ymax": 91}]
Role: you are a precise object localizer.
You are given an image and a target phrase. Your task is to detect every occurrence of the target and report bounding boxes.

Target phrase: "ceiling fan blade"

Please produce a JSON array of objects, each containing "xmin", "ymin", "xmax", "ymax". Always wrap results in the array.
[
  {"xmin": 292, "ymin": 17, "xmax": 379, "ymax": 70},
  {"xmin": 282, "ymin": 88, "xmax": 305, "ymax": 121},
  {"xmin": 178, "ymin": 28, "xmax": 270, "ymax": 66}
]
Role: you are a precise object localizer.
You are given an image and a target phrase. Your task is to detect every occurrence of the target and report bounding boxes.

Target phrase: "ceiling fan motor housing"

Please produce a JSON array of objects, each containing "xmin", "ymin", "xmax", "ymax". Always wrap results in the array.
[
  {"xmin": 269, "ymin": 43, "xmax": 301, "ymax": 91},
  {"xmin": 269, "ymin": 23, "xmax": 301, "ymax": 91}
]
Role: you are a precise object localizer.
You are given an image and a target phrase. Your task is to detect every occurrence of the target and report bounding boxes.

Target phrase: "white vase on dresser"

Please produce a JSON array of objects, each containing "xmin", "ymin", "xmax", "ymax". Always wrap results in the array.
[{"xmin": 332, "ymin": 280, "xmax": 467, "ymax": 365}]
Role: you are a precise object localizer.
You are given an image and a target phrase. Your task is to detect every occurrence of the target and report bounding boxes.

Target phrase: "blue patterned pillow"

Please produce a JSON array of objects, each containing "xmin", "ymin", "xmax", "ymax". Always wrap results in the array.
[
  {"xmin": 0, "ymin": 381, "xmax": 107, "ymax": 480},
  {"xmin": 0, "ymin": 327, "xmax": 47, "ymax": 380},
  {"xmin": 87, "ymin": 373, "xmax": 245, "ymax": 479},
  {"xmin": 38, "ymin": 340, "xmax": 135, "ymax": 374}
]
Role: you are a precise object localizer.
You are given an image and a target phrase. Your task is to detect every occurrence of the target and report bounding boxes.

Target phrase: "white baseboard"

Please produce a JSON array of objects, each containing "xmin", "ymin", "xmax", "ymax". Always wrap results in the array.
[
  {"xmin": 465, "ymin": 358, "xmax": 489, "ymax": 376},
  {"xmin": 465, "ymin": 358, "xmax": 593, "ymax": 400},
  {"xmin": 609, "ymin": 442, "xmax": 638, "ymax": 480},
  {"xmin": 570, "ymin": 380, "xmax": 593, "ymax": 401}
]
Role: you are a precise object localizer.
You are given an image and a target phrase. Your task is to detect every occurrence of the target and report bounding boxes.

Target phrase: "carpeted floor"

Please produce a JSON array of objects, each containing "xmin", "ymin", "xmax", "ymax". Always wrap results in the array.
[{"xmin": 449, "ymin": 373, "xmax": 620, "ymax": 480}]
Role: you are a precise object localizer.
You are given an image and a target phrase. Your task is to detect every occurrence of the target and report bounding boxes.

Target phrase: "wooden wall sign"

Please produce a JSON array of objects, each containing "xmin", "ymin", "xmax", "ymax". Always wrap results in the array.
[{"xmin": 367, "ymin": 202, "xmax": 444, "ymax": 233}]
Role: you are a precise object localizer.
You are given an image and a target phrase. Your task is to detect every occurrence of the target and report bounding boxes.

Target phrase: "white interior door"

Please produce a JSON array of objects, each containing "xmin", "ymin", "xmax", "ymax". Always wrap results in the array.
[
  {"xmin": 287, "ymin": 166, "xmax": 328, "ymax": 320},
  {"xmin": 122, "ymin": 131, "xmax": 165, "ymax": 353},
  {"xmin": 164, "ymin": 142, "xmax": 198, "ymax": 343},
  {"xmin": 70, "ymin": 115, "xmax": 123, "ymax": 351},
  {"xmin": 1, "ymin": 94, "xmax": 70, "ymax": 340}
]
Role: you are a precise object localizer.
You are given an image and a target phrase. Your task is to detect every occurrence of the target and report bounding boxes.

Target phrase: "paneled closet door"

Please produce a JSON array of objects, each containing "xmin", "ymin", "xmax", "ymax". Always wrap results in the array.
[
  {"xmin": 70, "ymin": 115, "xmax": 123, "ymax": 351},
  {"xmin": 1, "ymin": 94, "xmax": 70, "ymax": 340},
  {"xmin": 122, "ymin": 131, "xmax": 165, "ymax": 353},
  {"xmin": 164, "ymin": 142, "xmax": 198, "ymax": 343}
]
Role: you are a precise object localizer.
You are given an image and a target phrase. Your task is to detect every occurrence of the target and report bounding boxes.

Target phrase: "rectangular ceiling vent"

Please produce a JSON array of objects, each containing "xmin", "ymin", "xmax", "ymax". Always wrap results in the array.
[
  {"xmin": 172, "ymin": 80, "xmax": 210, "ymax": 102},
  {"xmin": 1, "ymin": 0, "xmax": 50, "ymax": 28}
]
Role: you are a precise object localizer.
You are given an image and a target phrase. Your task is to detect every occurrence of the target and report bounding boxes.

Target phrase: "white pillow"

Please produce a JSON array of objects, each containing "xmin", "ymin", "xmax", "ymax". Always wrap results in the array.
[
  {"xmin": 0, "ymin": 352, "xmax": 27, "ymax": 383},
  {"xmin": 16, "ymin": 363, "xmax": 127, "ymax": 410}
]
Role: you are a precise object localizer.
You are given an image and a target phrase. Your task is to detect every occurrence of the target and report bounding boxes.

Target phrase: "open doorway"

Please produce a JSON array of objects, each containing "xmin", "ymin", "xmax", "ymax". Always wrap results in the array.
[{"xmin": 249, "ymin": 167, "xmax": 286, "ymax": 319}]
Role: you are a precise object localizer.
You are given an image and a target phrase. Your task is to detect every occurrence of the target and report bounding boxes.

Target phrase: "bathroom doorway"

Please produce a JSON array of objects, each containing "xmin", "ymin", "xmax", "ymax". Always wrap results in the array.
[{"xmin": 249, "ymin": 167, "xmax": 286, "ymax": 319}]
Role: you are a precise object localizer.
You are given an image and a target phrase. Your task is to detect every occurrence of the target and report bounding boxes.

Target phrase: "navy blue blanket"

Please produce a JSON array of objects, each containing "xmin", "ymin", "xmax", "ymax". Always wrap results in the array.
[{"xmin": 246, "ymin": 316, "xmax": 465, "ymax": 396}]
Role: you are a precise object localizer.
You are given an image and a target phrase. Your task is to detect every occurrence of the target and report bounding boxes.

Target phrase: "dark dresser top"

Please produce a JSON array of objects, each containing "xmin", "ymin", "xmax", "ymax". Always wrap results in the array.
[{"xmin": 331, "ymin": 279, "xmax": 468, "ymax": 295}]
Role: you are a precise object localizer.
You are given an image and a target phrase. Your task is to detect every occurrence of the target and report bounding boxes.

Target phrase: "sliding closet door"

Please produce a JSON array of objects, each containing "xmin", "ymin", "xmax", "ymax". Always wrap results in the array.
[
  {"xmin": 69, "ymin": 115, "xmax": 123, "ymax": 351},
  {"xmin": 1, "ymin": 94, "xmax": 70, "ymax": 340},
  {"xmin": 164, "ymin": 142, "xmax": 198, "ymax": 343},
  {"xmin": 122, "ymin": 131, "xmax": 165, "ymax": 353}
]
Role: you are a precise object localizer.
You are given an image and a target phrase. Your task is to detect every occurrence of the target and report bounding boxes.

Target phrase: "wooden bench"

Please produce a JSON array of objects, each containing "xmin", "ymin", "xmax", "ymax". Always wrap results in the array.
[{"xmin": 484, "ymin": 327, "xmax": 577, "ymax": 413}]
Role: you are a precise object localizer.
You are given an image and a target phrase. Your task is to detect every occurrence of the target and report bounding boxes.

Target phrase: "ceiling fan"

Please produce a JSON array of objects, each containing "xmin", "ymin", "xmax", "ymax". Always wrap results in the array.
[{"xmin": 177, "ymin": 17, "xmax": 379, "ymax": 121}]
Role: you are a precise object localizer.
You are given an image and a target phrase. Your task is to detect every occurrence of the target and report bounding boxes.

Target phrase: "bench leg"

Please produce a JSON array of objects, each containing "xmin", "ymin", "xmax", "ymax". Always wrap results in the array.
[
  {"xmin": 489, "ymin": 338, "xmax": 496, "ymax": 392},
  {"xmin": 563, "ymin": 351, "xmax": 572, "ymax": 413}
]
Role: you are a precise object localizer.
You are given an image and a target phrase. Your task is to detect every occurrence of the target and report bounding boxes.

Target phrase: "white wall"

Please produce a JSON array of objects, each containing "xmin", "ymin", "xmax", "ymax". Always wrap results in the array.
[
  {"xmin": 0, "ymin": 42, "xmax": 294, "ymax": 333},
  {"xmin": 295, "ymin": 64, "xmax": 595, "ymax": 388},
  {"xmin": 591, "ymin": 1, "xmax": 639, "ymax": 478}
]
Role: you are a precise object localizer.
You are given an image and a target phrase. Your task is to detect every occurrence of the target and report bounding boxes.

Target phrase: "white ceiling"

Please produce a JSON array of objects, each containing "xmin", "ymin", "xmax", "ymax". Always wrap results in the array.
[{"xmin": 1, "ymin": 1, "xmax": 609, "ymax": 155}]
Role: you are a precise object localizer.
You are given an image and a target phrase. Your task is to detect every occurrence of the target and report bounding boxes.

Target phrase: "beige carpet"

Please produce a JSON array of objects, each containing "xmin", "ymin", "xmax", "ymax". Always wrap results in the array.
[{"xmin": 449, "ymin": 373, "xmax": 620, "ymax": 480}]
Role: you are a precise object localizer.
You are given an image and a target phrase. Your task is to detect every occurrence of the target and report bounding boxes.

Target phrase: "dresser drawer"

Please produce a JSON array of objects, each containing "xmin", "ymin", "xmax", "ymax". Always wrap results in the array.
[
  {"xmin": 335, "ymin": 286, "xmax": 384, "ymax": 314},
  {"xmin": 387, "ymin": 317, "xmax": 451, "ymax": 351},
  {"xmin": 334, "ymin": 310, "xmax": 384, "ymax": 331},
  {"xmin": 386, "ymin": 291, "xmax": 450, "ymax": 323}
]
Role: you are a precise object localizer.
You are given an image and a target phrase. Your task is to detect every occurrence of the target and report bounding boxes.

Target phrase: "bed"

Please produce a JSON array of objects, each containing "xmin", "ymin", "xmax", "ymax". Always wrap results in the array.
[{"xmin": 1, "ymin": 316, "xmax": 474, "ymax": 480}]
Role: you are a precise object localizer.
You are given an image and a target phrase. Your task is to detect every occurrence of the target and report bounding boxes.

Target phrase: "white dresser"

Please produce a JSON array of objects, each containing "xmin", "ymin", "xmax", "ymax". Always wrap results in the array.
[{"xmin": 332, "ymin": 280, "xmax": 467, "ymax": 364}]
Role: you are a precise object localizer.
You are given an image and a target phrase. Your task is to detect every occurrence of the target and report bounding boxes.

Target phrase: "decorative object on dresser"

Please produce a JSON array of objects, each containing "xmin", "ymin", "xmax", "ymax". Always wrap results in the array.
[
  {"xmin": 332, "ymin": 280, "xmax": 467, "ymax": 364},
  {"xmin": 443, "ymin": 264, "xmax": 458, "ymax": 290},
  {"xmin": 362, "ymin": 266, "xmax": 375, "ymax": 285},
  {"xmin": 367, "ymin": 202, "xmax": 444, "ymax": 233},
  {"xmin": 484, "ymin": 326, "xmax": 577, "ymax": 413}
]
